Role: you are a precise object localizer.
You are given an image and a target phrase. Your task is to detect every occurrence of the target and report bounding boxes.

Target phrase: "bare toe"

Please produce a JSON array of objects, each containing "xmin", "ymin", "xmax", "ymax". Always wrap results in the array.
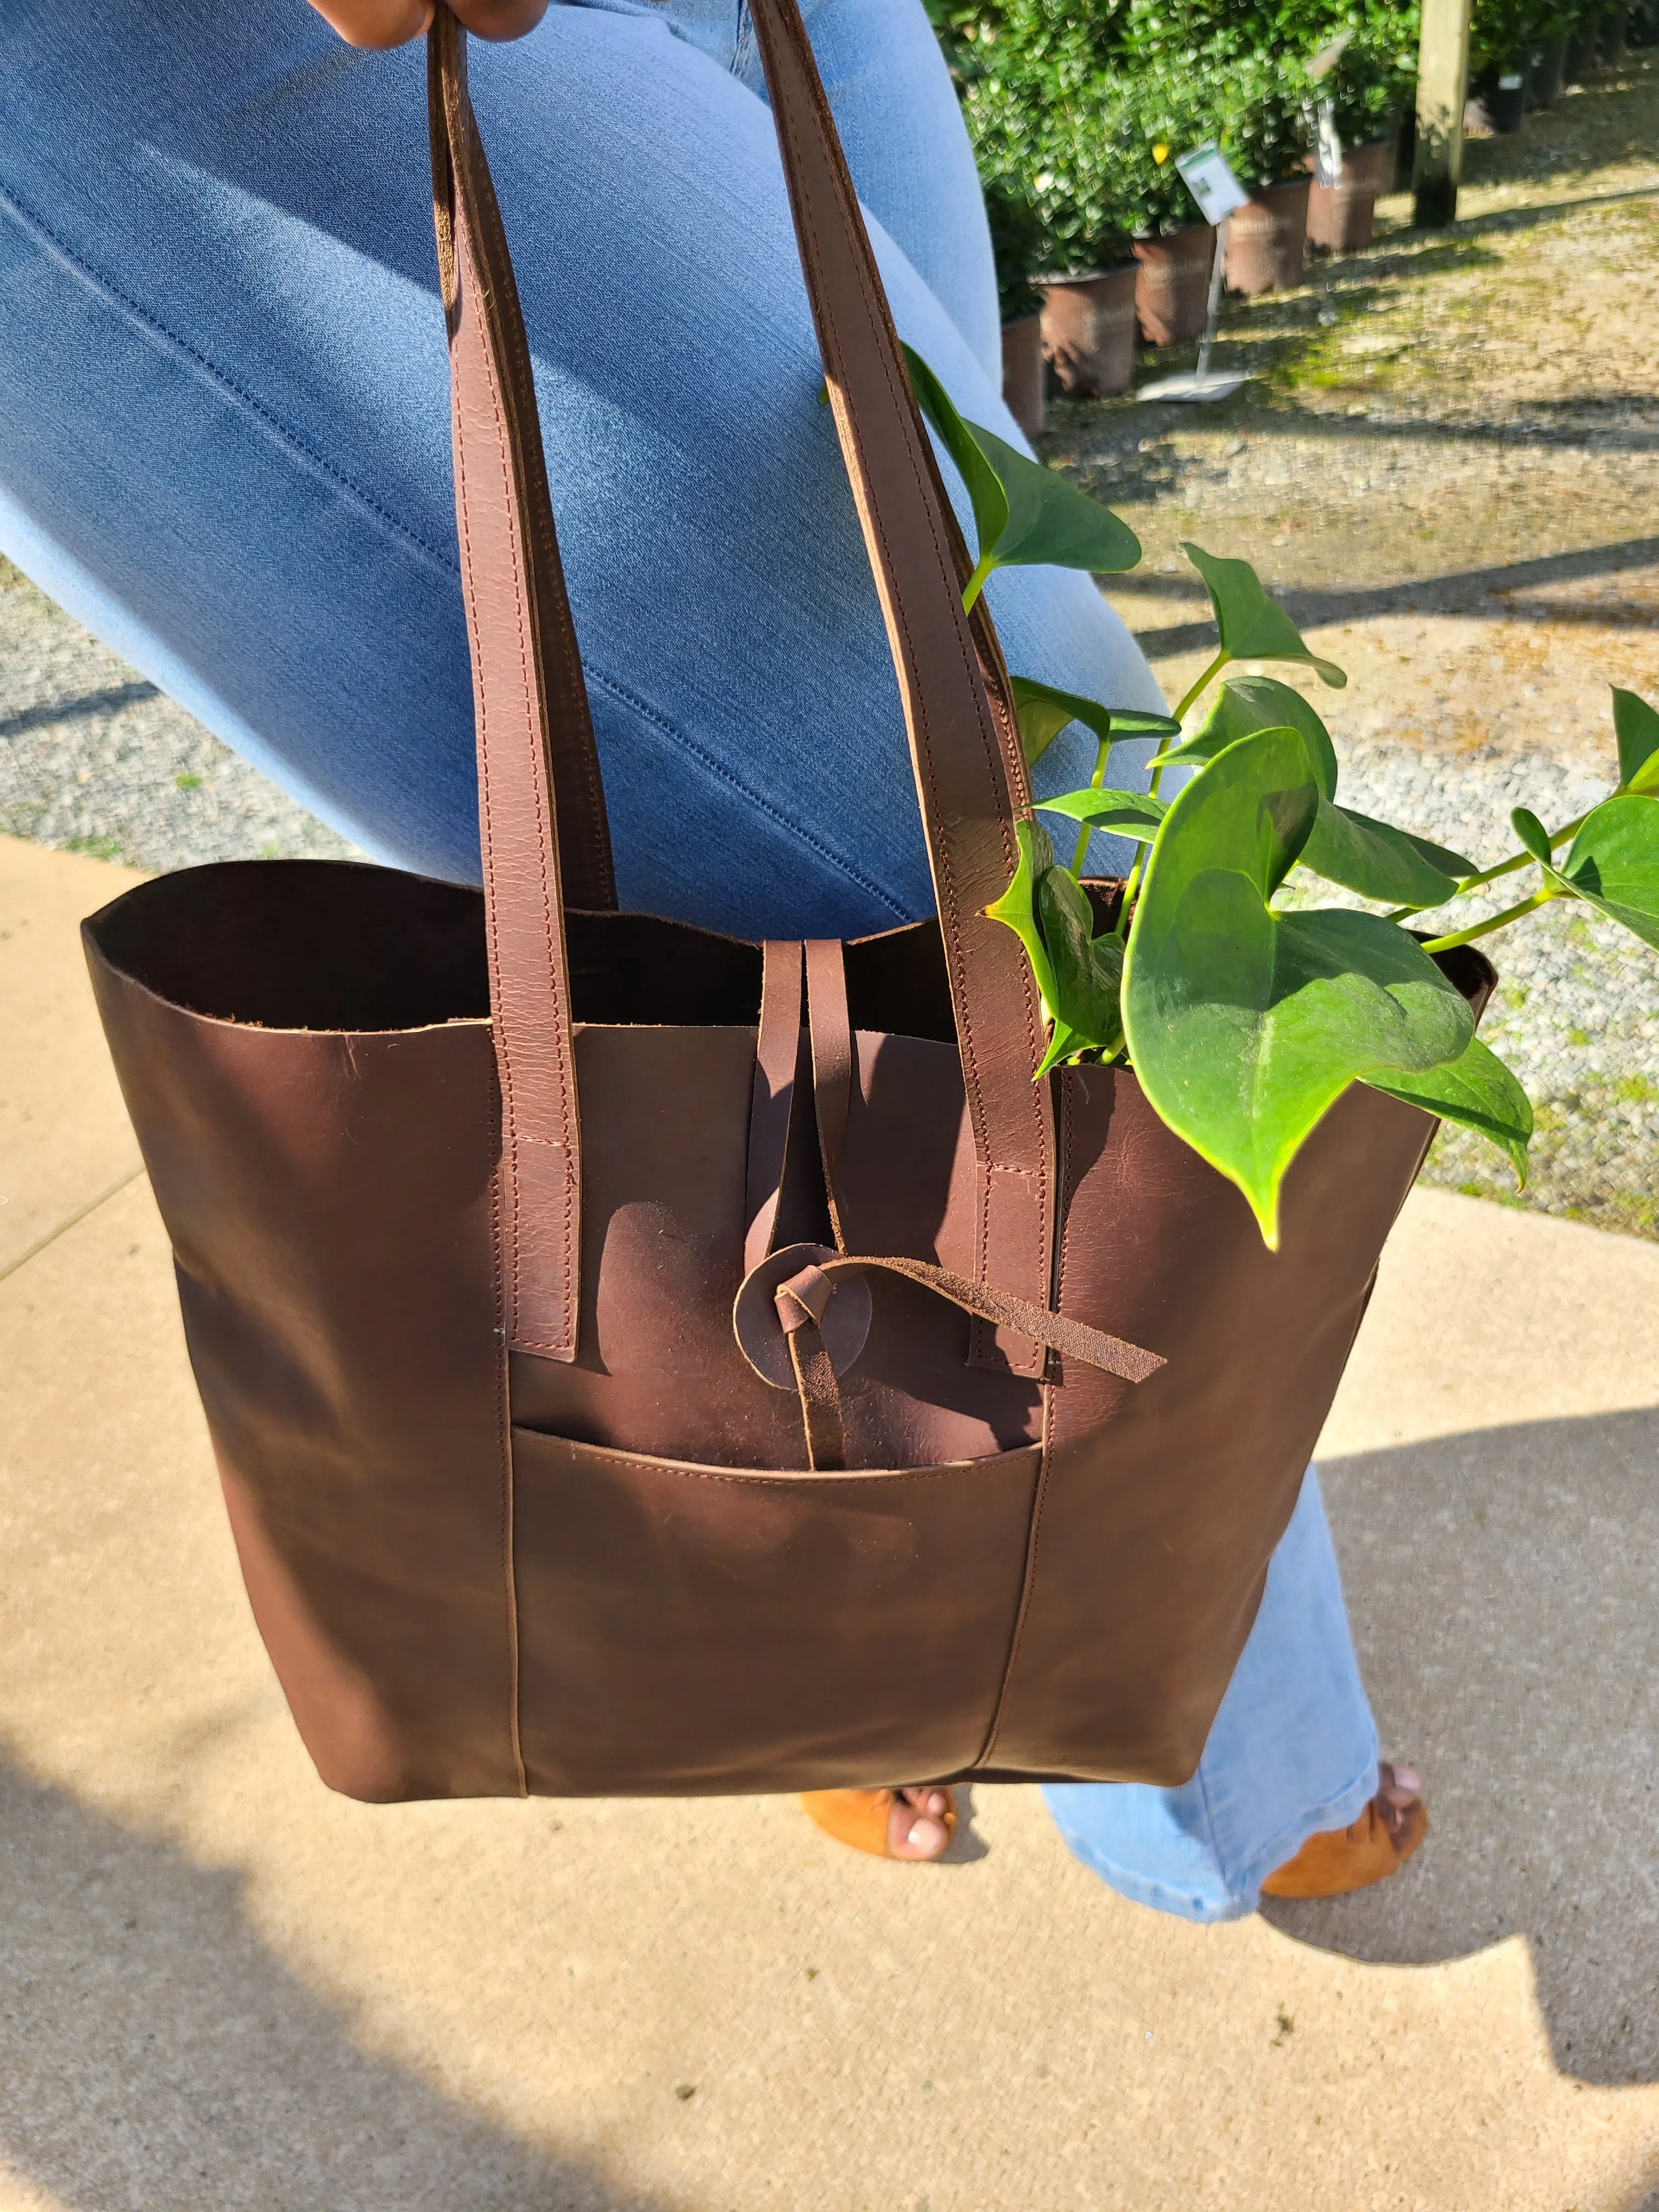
[
  {"xmin": 1377, "ymin": 1761, "xmax": 1424, "ymax": 1835},
  {"xmin": 887, "ymin": 1786, "xmax": 951, "ymax": 1860}
]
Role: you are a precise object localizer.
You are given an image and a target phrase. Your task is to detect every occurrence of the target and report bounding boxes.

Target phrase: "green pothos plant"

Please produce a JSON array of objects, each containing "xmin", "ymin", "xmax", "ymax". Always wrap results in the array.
[{"xmin": 901, "ymin": 344, "xmax": 1659, "ymax": 1247}]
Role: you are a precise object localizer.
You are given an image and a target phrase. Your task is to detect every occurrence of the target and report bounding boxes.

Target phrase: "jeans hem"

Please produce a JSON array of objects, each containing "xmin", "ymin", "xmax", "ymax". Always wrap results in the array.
[{"xmin": 1047, "ymin": 1745, "xmax": 1381, "ymax": 1926}]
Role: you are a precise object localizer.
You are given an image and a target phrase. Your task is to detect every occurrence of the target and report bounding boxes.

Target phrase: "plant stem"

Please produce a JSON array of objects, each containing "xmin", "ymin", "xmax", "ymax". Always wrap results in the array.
[
  {"xmin": 961, "ymin": 551, "xmax": 996, "ymax": 616},
  {"xmin": 1172, "ymin": 649, "xmax": 1230, "ymax": 725},
  {"xmin": 1069, "ymin": 735, "xmax": 1113, "ymax": 879},
  {"xmin": 1420, "ymin": 886, "xmax": 1558, "ymax": 954},
  {"xmin": 1382, "ymin": 809, "xmax": 1593, "ymax": 923}
]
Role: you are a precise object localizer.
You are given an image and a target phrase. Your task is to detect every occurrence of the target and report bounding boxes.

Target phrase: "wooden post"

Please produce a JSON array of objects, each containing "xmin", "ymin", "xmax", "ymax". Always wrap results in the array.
[{"xmin": 1413, "ymin": 0, "xmax": 1472, "ymax": 227}]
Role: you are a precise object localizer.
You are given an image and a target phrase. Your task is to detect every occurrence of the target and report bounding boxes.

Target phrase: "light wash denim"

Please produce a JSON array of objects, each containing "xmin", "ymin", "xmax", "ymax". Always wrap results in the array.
[
  {"xmin": 0, "ymin": 0, "xmax": 1379, "ymax": 1914},
  {"xmin": 1043, "ymin": 1471, "xmax": 1379, "ymax": 1920}
]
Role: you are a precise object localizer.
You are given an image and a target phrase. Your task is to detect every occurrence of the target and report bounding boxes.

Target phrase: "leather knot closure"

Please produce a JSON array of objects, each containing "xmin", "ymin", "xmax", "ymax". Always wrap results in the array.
[
  {"xmin": 733, "ymin": 1238, "xmax": 1165, "ymax": 1473},
  {"xmin": 775, "ymin": 1263, "xmax": 834, "ymax": 1334}
]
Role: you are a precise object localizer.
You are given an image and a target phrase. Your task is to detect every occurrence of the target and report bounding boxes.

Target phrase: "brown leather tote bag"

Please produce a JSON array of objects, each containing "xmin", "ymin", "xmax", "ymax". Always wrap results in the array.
[{"xmin": 82, "ymin": 2, "xmax": 1489, "ymax": 1805}]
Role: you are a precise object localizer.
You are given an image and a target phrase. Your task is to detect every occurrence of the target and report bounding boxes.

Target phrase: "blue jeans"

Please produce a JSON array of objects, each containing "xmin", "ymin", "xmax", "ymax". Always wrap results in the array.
[{"xmin": 0, "ymin": 0, "xmax": 1378, "ymax": 1914}]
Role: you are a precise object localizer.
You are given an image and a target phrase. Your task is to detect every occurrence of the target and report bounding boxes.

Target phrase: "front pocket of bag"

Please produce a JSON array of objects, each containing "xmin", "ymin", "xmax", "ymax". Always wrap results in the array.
[{"xmin": 509, "ymin": 1428, "xmax": 1043, "ymax": 1796}]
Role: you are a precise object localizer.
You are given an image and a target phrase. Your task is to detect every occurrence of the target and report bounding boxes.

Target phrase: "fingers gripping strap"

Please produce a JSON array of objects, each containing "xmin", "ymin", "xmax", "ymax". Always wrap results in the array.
[
  {"xmin": 744, "ymin": 0, "xmax": 1056, "ymax": 1369},
  {"xmin": 430, "ymin": 15, "xmax": 615, "ymax": 1358}
]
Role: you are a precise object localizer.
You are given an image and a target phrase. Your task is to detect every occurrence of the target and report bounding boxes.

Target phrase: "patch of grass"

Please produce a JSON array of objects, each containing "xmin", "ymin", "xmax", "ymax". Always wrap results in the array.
[
  {"xmin": 60, "ymin": 833, "xmax": 123, "ymax": 862},
  {"xmin": 1614, "ymin": 1074, "xmax": 1659, "ymax": 1105},
  {"xmin": 174, "ymin": 771, "xmax": 202, "ymax": 791}
]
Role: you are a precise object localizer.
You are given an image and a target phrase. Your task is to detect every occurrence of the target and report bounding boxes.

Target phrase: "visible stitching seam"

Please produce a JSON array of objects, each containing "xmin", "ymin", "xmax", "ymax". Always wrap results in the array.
[
  {"xmin": 585, "ymin": 665, "xmax": 912, "ymax": 921},
  {"xmin": 459, "ymin": 167, "xmax": 577, "ymax": 1356},
  {"xmin": 974, "ymin": 1074, "xmax": 1073, "ymax": 1764},
  {"xmin": 489, "ymin": 1141, "xmax": 529, "ymax": 1798},
  {"xmin": 0, "ymin": 179, "xmax": 455, "ymax": 579},
  {"xmin": 509, "ymin": 1433, "xmax": 1042, "ymax": 1486},
  {"xmin": 764, "ymin": 12, "xmax": 1049, "ymax": 1270}
]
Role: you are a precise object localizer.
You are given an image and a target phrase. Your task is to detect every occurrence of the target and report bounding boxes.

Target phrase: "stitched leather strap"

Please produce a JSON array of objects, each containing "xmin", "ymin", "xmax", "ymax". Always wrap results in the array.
[
  {"xmin": 430, "ymin": 2, "xmax": 1056, "ymax": 1367},
  {"xmin": 744, "ymin": 940, "xmax": 806, "ymax": 1273},
  {"xmin": 802, "ymin": 938, "xmax": 852, "ymax": 1251},
  {"xmin": 430, "ymin": 16, "xmax": 614, "ymax": 1362},
  {"xmin": 746, "ymin": 0, "xmax": 1056, "ymax": 1373}
]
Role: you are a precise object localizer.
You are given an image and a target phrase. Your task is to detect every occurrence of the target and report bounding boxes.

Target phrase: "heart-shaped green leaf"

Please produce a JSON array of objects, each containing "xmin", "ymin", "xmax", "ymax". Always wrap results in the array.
[
  {"xmin": 1155, "ymin": 674, "xmax": 1341, "ymax": 797},
  {"xmin": 901, "ymin": 343, "xmax": 1008, "ymax": 571},
  {"xmin": 1010, "ymin": 675, "xmax": 1180, "ymax": 769},
  {"xmin": 972, "ymin": 421, "xmax": 1142, "ymax": 577},
  {"xmin": 1364, "ymin": 1035, "xmax": 1533, "ymax": 1187},
  {"xmin": 1122, "ymin": 727, "xmax": 1472, "ymax": 1245},
  {"xmin": 1036, "ymin": 865, "xmax": 1126, "ymax": 1059},
  {"xmin": 1300, "ymin": 803, "xmax": 1474, "ymax": 907},
  {"xmin": 985, "ymin": 816, "xmax": 1057, "ymax": 1011},
  {"xmin": 1036, "ymin": 788, "xmax": 1169, "ymax": 843},
  {"xmin": 902, "ymin": 342, "xmax": 1141, "ymax": 585},
  {"xmin": 986, "ymin": 817, "xmax": 1127, "ymax": 1072},
  {"xmin": 1553, "ymin": 793, "xmax": 1659, "ymax": 949},
  {"xmin": 1613, "ymin": 688, "xmax": 1659, "ymax": 793},
  {"xmin": 1152, "ymin": 676, "xmax": 1470, "ymax": 905},
  {"xmin": 1182, "ymin": 543, "xmax": 1347, "ymax": 689},
  {"xmin": 1035, "ymin": 1018, "xmax": 1097, "ymax": 1081},
  {"xmin": 1511, "ymin": 805, "xmax": 1555, "ymax": 868}
]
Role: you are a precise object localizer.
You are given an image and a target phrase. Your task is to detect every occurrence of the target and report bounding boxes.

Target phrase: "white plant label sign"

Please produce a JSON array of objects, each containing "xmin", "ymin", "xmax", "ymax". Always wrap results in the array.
[{"xmin": 1175, "ymin": 142, "xmax": 1250, "ymax": 224}]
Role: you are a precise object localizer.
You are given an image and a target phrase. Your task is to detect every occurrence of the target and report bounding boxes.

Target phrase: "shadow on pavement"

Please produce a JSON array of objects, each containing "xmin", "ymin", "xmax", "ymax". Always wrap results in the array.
[
  {"xmin": 1109, "ymin": 534, "xmax": 1659, "ymax": 656},
  {"xmin": 1263, "ymin": 1408, "xmax": 1659, "ymax": 2090},
  {"xmin": 0, "ymin": 1760, "xmax": 664, "ymax": 2212}
]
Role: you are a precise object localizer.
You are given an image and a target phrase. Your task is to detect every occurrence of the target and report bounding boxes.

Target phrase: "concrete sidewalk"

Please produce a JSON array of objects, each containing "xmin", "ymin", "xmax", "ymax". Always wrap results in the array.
[{"xmin": 2, "ymin": 831, "xmax": 1657, "ymax": 2212}]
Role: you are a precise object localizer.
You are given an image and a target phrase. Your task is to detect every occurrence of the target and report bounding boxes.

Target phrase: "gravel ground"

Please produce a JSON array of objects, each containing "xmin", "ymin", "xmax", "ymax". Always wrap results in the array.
[
  {"xmin": 0, "ymin": 558, "xmax": 357, "ymax": 872},
  {"xmin": 1071, "ymin": 58, "xmax": 1659, "ymax": 1239},
  {"xmin": 1284, "ymin": 740, "xmax": 1658, "ymax": 1240},
  {"xmin": 3, "ymin": 63, "xmax": 1654, "ymax": 1239}
]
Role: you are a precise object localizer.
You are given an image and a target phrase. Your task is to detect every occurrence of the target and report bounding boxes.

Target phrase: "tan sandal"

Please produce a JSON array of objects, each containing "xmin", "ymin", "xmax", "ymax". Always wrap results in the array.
[
  {"xmin": 800, "ymin": 1786, "xmax": 957, "ymax": 1861},
  {"xmin": 1261, "ymin": 1762, "xmax": 1428, "ymax": 1900}
]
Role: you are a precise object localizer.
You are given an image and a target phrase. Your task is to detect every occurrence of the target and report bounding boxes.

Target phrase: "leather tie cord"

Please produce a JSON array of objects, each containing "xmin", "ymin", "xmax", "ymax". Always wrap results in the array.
[{"xmin": 767, "ymin": 1254, "xmax": 1164, "ymax": 1472}]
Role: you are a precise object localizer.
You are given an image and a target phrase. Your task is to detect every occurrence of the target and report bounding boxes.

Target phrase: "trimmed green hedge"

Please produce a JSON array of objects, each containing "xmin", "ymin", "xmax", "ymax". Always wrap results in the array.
[{"xmin": 928, "ymin": 0, "xmax": 1604, "ymax": 311}]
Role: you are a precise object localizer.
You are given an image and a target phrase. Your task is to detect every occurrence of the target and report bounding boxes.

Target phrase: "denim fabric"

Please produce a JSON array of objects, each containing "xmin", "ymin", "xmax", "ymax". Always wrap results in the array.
[
  {"xmin": 0, "ymin": 0, "xmax": 1379, "ymax": 1916},
  {"xmin": 0, "ymin": 0, "xmax": 1163, "ymax": 933},
  {"xmin": 1043, "ymin": 1471, "xmax": 1380, "ymax": 1921}
]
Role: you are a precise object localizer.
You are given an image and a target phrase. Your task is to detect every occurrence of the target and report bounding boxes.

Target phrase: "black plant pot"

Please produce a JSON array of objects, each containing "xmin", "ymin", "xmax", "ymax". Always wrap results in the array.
[
  {"xmin": 1565, "ymin": 16, "xmax": 1603, "ymax": 80},
  {"xmin": 1528, "ymin": 31, "xmax": 1568, "ymax": 105},
  {"xmin": 1393, "ymin": 104, "xmax": 1416, "ymax": 193},
  {"xmin": 1469, "ymin": 55, "xmax": 1531, "ymax": 132}
]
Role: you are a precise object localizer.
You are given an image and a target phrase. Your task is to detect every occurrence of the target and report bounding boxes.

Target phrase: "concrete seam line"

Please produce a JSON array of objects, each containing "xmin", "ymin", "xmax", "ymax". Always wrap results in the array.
[{"xmin": 0, "ymin": 1164, "xmax": 146, "ymax": 1285}]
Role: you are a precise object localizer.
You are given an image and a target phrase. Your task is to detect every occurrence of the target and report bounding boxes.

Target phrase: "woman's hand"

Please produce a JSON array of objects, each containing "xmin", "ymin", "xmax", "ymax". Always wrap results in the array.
[{"xmin": 307, "ymin": 0, "xmax": 548, "ymax": 49}]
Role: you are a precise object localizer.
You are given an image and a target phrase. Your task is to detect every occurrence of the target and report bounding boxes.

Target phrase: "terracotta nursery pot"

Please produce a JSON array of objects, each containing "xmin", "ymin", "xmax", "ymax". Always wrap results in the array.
[
  {"xmin": 1040, "ymin": 264, "xmax": 1141, "ymax": 397},
  {"xmin": 1224, "ymin": 180, "xmax": 1311, "ymax": 297},
  {"xmin": 1131, "ymin": 223, "xmax": 1216, "ymax": 346},
  {"xmin": 1001, "ymin": 311, "xmax": 1046, "ymax": 441},
  {"xmin": 1305, "ymin": 140, "xmax": 1395, "ymax": 253}
]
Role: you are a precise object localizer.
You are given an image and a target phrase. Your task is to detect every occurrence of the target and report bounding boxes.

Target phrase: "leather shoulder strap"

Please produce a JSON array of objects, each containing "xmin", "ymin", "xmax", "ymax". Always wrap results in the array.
[
  {"xmin": 746, "ymin": 0, "xmax": 1055, "ymax": 1368},
  {"xmin": 431, "ymin": 15, "xmax": 613, "ymax": 1359},
  {"xmin": 430, "ymin": 1, "xmax": 1054, "ymax": 1370}
]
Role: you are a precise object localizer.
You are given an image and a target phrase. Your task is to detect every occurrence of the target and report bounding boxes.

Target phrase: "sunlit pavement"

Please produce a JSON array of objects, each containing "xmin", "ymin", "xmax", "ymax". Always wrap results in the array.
[{"xmin": 3, "ymin": 832, "xmax": 1657, "ymax": 2212}]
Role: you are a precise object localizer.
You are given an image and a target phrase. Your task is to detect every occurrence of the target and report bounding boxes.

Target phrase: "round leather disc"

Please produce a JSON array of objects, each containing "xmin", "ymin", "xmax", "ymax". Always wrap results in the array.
[{"xmin": 732, "ymin": 1241, "xmax": 873, "ymax": 1391}]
